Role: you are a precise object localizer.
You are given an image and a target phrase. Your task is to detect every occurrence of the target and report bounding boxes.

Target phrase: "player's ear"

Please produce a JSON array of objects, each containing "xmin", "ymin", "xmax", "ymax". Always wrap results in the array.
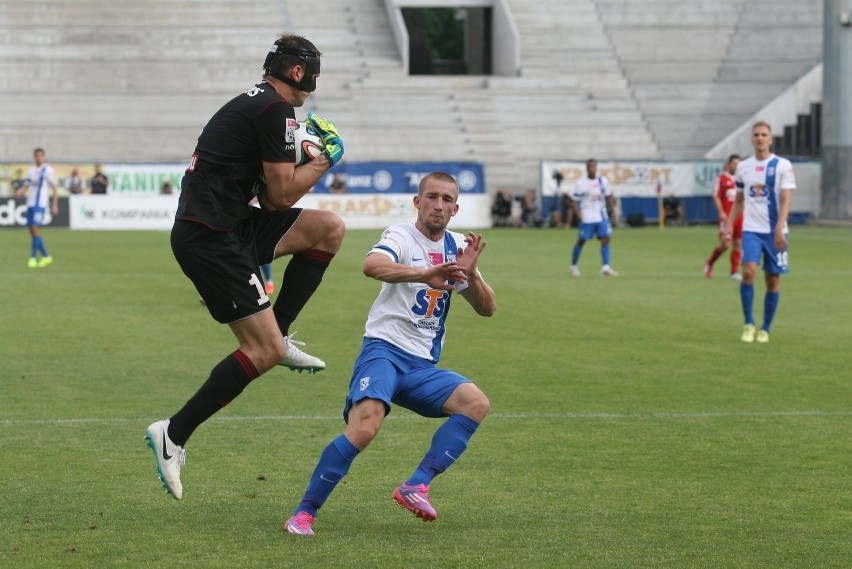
[
  {"xmin": 451, "ymin": 202, "xmax": 459, "ymax": 217},
  {"xmin": 413, "ymin": 195, "xmax": 421, "ymax": 209}
]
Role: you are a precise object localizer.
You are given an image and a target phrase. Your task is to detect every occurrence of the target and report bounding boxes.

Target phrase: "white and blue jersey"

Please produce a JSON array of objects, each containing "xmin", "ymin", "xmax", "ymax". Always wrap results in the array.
[
  {"xmin": 364, "ymin": 223, "xmax": 472, "ymax": 363},
  {"xmin": 25, "ymin": 164, "xmax": 57, "ymax": 209},
  {"xmin": 735, "ymin": 154, "xmax": 796, "ymax": 234},
  {"xmin": 573, "ymin": 175, "xmax": 611, "ymax": 224}
]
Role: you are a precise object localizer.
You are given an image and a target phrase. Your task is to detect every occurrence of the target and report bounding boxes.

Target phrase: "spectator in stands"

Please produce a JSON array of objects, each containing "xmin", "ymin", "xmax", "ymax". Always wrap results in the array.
[
  {"xmin": 518, "ymin": 189, "xmax": 542, "ymax": 228},
  {"xmin": 570, "ymin": 159, "xmax": 618, "ymax": 276},
  {"xmin": 15, "ymin": 148, "xmax": 58, "ymax": 268},
  {"xmin": 704, "ymin": 154, "xmax": 743, "ymax": 280},
  {"xmin": 160, "ymin": 180, "xmax": 174, "ymax": 195},
  {"xmin": 90, "ymin": 164, "xmax": 109, "ymax": 194},
  {"xmin": 10, "ymin": 168, "xmax": 26, "ymax": 196},
  {"xmin": 145, "ymin": 33, "xmax": 346, "ymax": 503},
  {"xmin": 663, "ymin": 195, "xmax": 685, "ymax": 225},
  {"xmin": 328, "ymin": 173, "xmax": 347, "ymax": 194},
  {"xmin": 65, "ymin": 167, "xmax": 85, "ymax": 195},
  {"xmin": 491, "ymin": 188, "xmax": 513, "ymax": 227}
]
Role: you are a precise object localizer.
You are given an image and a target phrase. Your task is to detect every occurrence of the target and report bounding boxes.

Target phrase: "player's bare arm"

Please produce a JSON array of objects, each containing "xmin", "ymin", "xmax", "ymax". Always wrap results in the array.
[
  {"xmin": 713, "ymin": 195, "xmax": 726, "ymax": 221},
  {"xmin": 456, "ymin": 233, "xmax": 496, "ymax": 316},
  {"xmin": 725, "ymin": 193, "xmax": 745, "ymax": 238},
  {"xmin": 260, "ymin": 158, "xmax": 329, "ymax": 210},
  {"xmin": 775, "ymin": 188, "xmax": 792, "ymax": 249},
  {"xmin": 50, "ymin": 181, "xmax": 59, "ymax": 215},
  {"xmin": 363, "ymin": 252, "xmax": 466, "ymax": 291}
]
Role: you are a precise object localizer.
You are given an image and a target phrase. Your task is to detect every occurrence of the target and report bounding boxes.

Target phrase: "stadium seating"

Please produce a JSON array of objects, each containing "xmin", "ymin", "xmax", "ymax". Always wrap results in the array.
[{"xmin": 0, "ymin": 0, "xmax": 823, "ymax": 194}]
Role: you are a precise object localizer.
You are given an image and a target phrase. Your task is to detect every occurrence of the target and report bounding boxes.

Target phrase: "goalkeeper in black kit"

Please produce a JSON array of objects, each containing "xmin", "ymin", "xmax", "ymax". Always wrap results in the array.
[{"xmin": 145, "ymin": 33, "xmax": 345, "ymax": 501}]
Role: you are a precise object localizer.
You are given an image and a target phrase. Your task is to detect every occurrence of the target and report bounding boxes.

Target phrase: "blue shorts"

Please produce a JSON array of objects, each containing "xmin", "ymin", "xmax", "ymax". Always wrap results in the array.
[
  {"xmin": 742, "ymin": 231, "xmax": 789, "ymax": 275},
  {"xmin": 343, "ymin": 338, "xmax": 470, "ymax": 422},
  {"xmin": 26, "ymin": 207, "xmax": 45, "ymax": 227},
  {"xmin": 578, "ymin": 220, "xmax": 611, "ymax": 241}
]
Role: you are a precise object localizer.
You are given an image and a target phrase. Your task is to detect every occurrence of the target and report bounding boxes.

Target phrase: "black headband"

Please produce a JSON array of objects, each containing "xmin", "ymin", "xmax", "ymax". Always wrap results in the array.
[{"xmin": 264, "ymin": 45, "xmax": 321, "ymax": 92}]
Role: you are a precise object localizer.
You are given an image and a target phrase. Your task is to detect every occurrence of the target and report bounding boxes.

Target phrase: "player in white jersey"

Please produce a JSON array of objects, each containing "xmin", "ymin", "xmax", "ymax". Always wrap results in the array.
[
  {"xmin": 724, "ymin": 121, "xmax": 795, "ymax": 343},
  {"xmin": 569, "ymin": 159, "xmax": 618, "ymax": 276},
  {"xmin": 284, "ymin": 172, "xmax": 497, "ymax": 536},
  {"xmin": 14, "ymin": 148, "xmax": 58, "ymax": 268}
]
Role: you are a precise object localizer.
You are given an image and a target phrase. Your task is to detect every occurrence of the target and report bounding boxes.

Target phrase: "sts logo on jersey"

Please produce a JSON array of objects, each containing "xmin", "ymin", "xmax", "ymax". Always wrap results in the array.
[
  {"xmin": 748, "ymin": 184, "xmax": 768, "ymax": 198},
  {"xmin": 412, "ymin": 288, "xmax": 448, "ymax": 319}
]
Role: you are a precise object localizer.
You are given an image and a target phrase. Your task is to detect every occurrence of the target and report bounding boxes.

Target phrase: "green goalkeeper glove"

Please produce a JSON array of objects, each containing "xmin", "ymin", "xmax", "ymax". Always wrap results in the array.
[{"xmin": 307, "ymin": 112, "xmax": 344, "ymax": 166}]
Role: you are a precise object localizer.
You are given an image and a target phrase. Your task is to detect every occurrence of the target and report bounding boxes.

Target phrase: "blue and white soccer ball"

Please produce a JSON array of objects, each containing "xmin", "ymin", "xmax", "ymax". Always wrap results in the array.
[{"xmin": 295, "ymin": 122, "xmax": 325, "ymax": 165}]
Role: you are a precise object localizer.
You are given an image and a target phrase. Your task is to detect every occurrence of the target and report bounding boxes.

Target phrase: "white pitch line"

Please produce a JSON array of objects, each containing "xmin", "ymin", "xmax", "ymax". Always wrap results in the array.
[{"xmin": 0, "ymin": 409, "xmax": 850, "ymax": 427}]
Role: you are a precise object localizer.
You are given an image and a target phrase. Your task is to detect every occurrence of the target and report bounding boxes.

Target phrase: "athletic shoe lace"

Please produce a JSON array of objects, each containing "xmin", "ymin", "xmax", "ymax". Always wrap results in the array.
[
  {"xmin": 285, "ymin": 331, "xmax": 307, "ymax": 350},
  {"xmin": 293, "ymin": 511, "xmax": 314, "ymax": 528}
]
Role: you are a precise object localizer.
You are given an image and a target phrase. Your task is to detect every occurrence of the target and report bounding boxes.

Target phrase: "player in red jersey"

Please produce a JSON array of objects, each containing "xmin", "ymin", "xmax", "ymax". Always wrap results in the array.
[{"xmin": 704, "ymin": 154, "xmax": 743, "ymax": 280}]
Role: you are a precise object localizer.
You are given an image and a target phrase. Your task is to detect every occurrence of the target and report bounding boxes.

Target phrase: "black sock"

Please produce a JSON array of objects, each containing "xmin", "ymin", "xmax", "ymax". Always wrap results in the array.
[
  {"xmin": 272, "ymin": 250, "xmax": 334, "ymax": 336},
  {"xmin": 168, "ymin": 350, "xmax": 259, "ymax": 446}
]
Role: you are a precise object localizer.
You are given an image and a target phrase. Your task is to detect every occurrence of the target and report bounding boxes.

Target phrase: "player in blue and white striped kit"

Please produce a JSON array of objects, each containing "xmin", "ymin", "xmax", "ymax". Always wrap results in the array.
[
  {"xmin": 284, "ymin": 172, "xmax": 497, "ymax": 536},
  {"xmin": 14, "ymin": 148, "xmax": 58, "ymax": 268},
  {"xmin": 725, "ymin": 121, "xmax": 796, "ymax": 343},
  {"xmin": 569, "ymin": 158, "xmax": 618, "ymax": 277}
]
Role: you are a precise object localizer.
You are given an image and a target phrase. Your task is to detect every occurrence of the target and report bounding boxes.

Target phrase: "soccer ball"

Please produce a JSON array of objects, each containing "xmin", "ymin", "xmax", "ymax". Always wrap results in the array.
[{"xmin": 294, "ymin": 122, "xmax": 325, "ymax": 165}]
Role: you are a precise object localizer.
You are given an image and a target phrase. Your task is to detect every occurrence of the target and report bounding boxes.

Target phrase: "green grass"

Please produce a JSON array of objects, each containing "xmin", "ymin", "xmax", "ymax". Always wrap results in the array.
[{"xmin": 1, "ymin": 225, "xmax": 850, "ymax": 568}]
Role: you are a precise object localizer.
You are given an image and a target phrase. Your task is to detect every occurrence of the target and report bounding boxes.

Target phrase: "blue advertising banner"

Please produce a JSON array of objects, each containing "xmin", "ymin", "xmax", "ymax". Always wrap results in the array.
[{"xmin": 312, "ymin": 162, "xmax": 485, "ymax": 194}]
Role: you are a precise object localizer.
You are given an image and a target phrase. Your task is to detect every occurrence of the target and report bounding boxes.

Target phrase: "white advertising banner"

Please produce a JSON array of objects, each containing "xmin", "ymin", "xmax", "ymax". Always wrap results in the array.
[
  {"xmin": 296, "ymin": 193, "xmax": 491, "ymax": 230},
  {"xmin": 70, "ymin": 195, "xmax": 179, "ymax": 230},
  {"xmin": 68, "ymin": 194, "xmax": 491, "ymax": 230},
  {"xmin": 542, "ymin": 161, "xmax": 697, "ymax": 197}
]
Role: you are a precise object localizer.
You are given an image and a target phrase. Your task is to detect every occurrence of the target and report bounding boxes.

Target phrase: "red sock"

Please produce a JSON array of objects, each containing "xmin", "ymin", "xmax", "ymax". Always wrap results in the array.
[
  {"xmin": 730, "ymin": 249, "xmax": 742, "ymax": 275},
  {"xmin": 707, "ymin": 244, "xmax": 725, "ymax": 266}
]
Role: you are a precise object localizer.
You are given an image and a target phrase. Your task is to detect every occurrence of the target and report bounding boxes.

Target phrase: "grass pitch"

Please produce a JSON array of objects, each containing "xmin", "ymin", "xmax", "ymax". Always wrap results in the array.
[{"xmin": 1, "ymin": 224, "xmax": 850, "ymax": 568}]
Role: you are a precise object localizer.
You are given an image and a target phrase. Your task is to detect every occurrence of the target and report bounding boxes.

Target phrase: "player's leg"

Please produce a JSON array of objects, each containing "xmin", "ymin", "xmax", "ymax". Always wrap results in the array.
[
  {"xmin": 598, "ymin": 222, "xmax": 617, "ymax": 276},
  {"xmin": 146, "ymin": 221, "xmax": 283, "ymax": 499},
  {"xmin": 284, "ymin": 398, "xmax": 385, "ymax": 536},
  {"xmin": 757, "ymin": 234, "xmax": 787, "ymax": 342},
  {"xmin": 705, "ymin": 221, "xmax": 729, "ymax": 278},
  {"xmin": 738, "ymin": 232, "xmax": 761, "ymax": 342},
  {"xmin": 571, "ymin": 225, "xmax": 589, "ymax": 275},
  {"xmin": 729, "ymin": 220, "xmax": 744, "ymax": 279},
  {"xmin": 268, "ymin": 208, "xmax": 344, "ymax": 336},
  {"xmin": 285, "ymin": 349, "xmax": 397, "ymax": 535},
  {"xmin": 256, "ymin": 208, "xmax": 345, "ymax": 372},
  {"xmin": 392, "ymin": 368, "xmax": 489, "ymax": 521},
  {"xmin": 26, "ymin": 208, "xmax": 51, "ymax": 266}
]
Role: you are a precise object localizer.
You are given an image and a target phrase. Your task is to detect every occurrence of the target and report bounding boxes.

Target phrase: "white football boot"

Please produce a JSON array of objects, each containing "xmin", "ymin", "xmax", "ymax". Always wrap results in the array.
[
  {"xmin": 146, "ymin": 419, "xmax": 185, "ymax": 500},
  {"xmin": 279, "ymin": 332, "xmax": 326, "ymax": 374}
]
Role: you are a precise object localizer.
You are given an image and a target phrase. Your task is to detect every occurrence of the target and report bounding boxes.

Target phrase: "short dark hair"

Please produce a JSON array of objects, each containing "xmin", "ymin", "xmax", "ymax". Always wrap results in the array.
[
  {"xmin": 33, "ymin": 147, "xmax": 45, "ymax": 155},
  {"xmin": 418, "ymin": 172, "xmax": 458, "ymax": 196},
  {"xmin": 727, "ymin": 154, "xmax": 741, "ymax": 163},
  {"xmin": 263, "ymin": 34, "xmax": 321, "ymax": 76}
]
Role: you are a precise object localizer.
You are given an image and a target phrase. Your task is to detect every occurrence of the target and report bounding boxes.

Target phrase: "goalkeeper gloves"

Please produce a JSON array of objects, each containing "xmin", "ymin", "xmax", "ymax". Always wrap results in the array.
[{"xmin": 307, "ymin": 112, "xmax": 344, "ymax": 166}]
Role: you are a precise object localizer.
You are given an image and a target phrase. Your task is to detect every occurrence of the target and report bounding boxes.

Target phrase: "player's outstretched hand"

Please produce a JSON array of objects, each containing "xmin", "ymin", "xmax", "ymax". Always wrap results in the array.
[
  {"xmin": 456, "ymin": 232, "xmax": 487, "ymax": 274},
  {"xmin": 307, "ymin": 112, "xmax": 344, "ymax": 166},
  {"xmin": 424, "ymin": 261, "xmax": 467, "ymax": 291}
]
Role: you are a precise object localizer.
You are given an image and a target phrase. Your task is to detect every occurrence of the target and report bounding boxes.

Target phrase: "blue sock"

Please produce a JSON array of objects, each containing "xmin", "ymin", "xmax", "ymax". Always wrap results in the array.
[
  {"xmin": 601, "ymin": 243, "xmax": 611, "ymax": 266},
  {"xmin": 261, "ymin": 263, "xmax": 272, "ymax": 281},
  {"xmin": 571, "ymin": 244, "xmax": 582, "ymax": 265},
  {"xmin": 37, "ymin": 236, "xmax": 49, "ymax": 257},
  {"xmin": 740, "ymin": 283, "xmax": 755, "ymax": 325},
  {"xmin": 31, "ymin": 236, "xmax": 38, "ymax": 258},
  {"xmin": 295, "ymin": 434, "xmax": 359, "ymax": 517},
  {"xmin": 405, "ymin": 414, "xmax": 480, "ymax": 487},
  {"xmin": 762, "ymin": 291, "xmax": 780, "ymax": 332}
]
